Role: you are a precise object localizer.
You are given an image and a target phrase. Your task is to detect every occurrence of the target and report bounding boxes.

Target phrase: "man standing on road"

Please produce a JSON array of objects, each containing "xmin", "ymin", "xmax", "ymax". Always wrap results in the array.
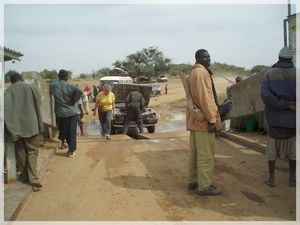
[
  {"xmin": 260, "ymin": 47, "xmax": 296, "ymax": 187},
  {"xmin": 124, "ymin": 89, "xmax": 145, "ymax": 134},
  {"xmin": 50, "ymin": 69, "xmax": 83, "ymax": 157},
  {"xmin": 4, "ymin": 71, "xmax": 44, "ymax": 191},
  {"xmin": 186, "ymin": 49, "xmax": 222, "ymax": 196}
]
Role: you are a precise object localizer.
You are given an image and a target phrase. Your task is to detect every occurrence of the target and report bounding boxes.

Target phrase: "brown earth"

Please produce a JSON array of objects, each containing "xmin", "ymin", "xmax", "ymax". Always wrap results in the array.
[{"xmin": 16, "ymin": 77, "xmax": 296, "ymax": 221}]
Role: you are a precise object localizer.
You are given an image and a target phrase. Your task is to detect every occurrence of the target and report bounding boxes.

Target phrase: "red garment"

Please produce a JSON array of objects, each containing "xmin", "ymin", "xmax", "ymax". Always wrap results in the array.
[{"xmin": 84, "ymin": 87, "xmax": 91, "ymax": 96}]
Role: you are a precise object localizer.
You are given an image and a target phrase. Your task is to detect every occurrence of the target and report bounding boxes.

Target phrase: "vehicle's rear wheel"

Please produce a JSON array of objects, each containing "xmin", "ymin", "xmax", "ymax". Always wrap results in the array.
[{"xmin": 147, "ymin": 126, "xmax": 155, "ymax": 133}]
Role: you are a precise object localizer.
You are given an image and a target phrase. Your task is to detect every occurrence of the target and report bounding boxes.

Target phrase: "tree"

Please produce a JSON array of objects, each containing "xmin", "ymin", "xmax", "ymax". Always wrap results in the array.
[
  {"xmin": 250, "ymin": 65, "xmax": 269, "ymax": 74},
  {"xmin": 39, "ymin": 69, "xmax": 58, "ymax": 79},
  {"xmin": 112, "ymin": 46, "xmax": 171, "ymax": 78},
  {"xmin": 96, "ymin": 67, "xmax": 111, "ymax": 78}
]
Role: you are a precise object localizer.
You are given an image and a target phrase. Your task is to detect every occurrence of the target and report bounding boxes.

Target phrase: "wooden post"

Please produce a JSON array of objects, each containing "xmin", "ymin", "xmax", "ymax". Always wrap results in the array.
[{"xmin": 4, "ymin": 141, "xmax": 17, "ymax": 183}]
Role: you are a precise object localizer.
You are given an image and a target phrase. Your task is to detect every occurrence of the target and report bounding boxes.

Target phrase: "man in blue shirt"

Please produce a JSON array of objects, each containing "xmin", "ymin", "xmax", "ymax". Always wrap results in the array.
[{"xmin": 260, "ymin": 47, "xmax": 296, "ymax": 187}]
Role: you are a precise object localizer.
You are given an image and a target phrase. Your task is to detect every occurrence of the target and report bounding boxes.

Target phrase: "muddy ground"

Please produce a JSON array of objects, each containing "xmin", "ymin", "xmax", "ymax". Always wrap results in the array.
[{"xmin": 16, "ymin": 77, "xmax": 296, "ymax": 221}]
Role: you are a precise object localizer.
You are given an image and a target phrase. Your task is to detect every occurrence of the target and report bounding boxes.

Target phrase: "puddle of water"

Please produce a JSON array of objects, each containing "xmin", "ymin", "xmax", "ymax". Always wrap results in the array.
[
  {"xmin": 156, "ymin": 114, "xmax": 186, "ymax": 132},
  {"xmin": 84, "ymin": 113, "xmax": 186, "ymax": 136},
  {"xmin": 84, "ymin": 121, "xmax": 101, "ymax": 136}
]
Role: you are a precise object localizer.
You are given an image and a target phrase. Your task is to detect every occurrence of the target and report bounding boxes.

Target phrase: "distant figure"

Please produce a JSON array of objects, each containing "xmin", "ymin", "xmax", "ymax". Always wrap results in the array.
[
  {"xmin": 123, "ymin": 89, "xmax": 145, "ymax": 134},
  {"xmin": 50, "ymin": 69, "xmax": 83, "ymax": 158},
  {"xmin": 4, "ymin": 71, "xmax": 44, "ymax": 191},
  {"xmin": 76, "ymin": 97, "xmax": 88, "ymax": 136},
  {"xmin": 165, "ymin": 83, "xmax": 168, "ymax": 95},
  {"xmin": 93, "ymin": 83, "xmax": 115, "ymax": 140},
  {"xmin": 93, "ymin": 85, "xmax": 98, "ymax": 102},
  {"xmin": 84, "ymin": 85, "xmax": 92, "ymax": 101},
  {"xmin": 260, "ymin": 47, "xmax": 296, "ymax": 187},
  {"xmin": 219, "ymin": 76, "xmax": 242, "ymax": 121},
  {"xmin": 82, "ymin": 92, "xmax": 90, "ymax": 114},
  {"xmin": 186, "ymin": 49, "xmax": 222, "ymax": 196}
]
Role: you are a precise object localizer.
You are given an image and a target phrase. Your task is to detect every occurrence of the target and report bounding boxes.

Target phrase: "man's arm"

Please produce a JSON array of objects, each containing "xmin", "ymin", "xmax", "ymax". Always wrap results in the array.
[{"xmin": 260, "ymin": 73, "xmax": 289, "ymax": 111}]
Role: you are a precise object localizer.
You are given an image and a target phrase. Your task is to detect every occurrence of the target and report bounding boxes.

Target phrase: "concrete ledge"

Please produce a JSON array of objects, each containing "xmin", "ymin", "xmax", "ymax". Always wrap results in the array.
[
  {"xmin": 219, "ymin": 131, "xmax": 266, "ymax": 154},
  {"xmin": 4, "ymin": 144, "xmax": 56, "ymax": 221}
]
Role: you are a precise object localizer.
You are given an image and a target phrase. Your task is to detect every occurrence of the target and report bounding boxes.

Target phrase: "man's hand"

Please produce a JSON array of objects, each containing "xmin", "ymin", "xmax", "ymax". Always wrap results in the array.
[{"xmin": 208, "ymin": 122, "xmax": 216, "ymax": 133}]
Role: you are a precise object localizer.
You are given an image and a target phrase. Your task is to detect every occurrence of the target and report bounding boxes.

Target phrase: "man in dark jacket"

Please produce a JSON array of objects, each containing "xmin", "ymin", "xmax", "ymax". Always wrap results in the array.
[
  {"xmin": 124, "ymin": 89, "xmax": 145, "ymax": 134},
  {"xmin": 260, "ymin": 46, "xmax": 296, "ymax": 187},
  {"xmin": 4, "ymin": 71, "xmax": 44, "ymax": 191},
  {"xmin": 50, "ymin": 69, "xmax": 83, "ymax": 157}
]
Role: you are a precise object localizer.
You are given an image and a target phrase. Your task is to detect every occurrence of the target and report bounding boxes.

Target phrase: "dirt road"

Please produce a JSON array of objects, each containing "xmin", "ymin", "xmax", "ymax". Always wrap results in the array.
[
  {"xmin": 16, "ymin": 77, "xmax": 295, "ymax": 221},
  {"xmin": 17, "ymin": 133, "xmax": 295, "ymax": 221}
]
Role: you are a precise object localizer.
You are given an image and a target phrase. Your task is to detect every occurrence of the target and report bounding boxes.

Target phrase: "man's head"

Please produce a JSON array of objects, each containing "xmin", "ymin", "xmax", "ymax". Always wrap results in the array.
[
  {"xmin": 9, "ymin": 71, "xmax": 23, "ymax": 84},
  {"xmin": 195, "ymin": 49, "xmax": 211, "ymax": 68},
  {"xmin": 278, "ymin": 46, "xmax": 293, "ymax": 61},
  {"xmin": 58, "ymin": 69, "xmax": 68, "ymax": 81}
]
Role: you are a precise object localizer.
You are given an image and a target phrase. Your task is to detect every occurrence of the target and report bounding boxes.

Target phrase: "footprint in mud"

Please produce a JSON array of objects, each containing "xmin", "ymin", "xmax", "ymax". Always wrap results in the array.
[{"xmin": 241, "ymin": 191, "xmax": 265, "ymax": 203}]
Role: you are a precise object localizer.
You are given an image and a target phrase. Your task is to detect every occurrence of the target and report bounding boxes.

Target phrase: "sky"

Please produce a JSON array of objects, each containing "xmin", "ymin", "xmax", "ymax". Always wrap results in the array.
[{"xmin": 3, "ymin": 3, "xmax": 297, "ymax": 76}]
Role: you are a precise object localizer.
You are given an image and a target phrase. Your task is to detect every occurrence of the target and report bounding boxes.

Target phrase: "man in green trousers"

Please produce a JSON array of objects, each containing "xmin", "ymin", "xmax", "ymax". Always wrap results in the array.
[
  {"xmin": 4, "ymin": 71, "xmax": 44, "ymax": 191},
  {"xmin": 186, "ymin": 49, "xmax": 222, "ymax": 196}
]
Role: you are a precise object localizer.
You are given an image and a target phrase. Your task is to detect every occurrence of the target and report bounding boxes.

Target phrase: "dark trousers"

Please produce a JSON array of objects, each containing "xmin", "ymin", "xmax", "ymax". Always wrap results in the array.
[
  {"xmin": 57, "ymin": 114, "xmax": 78, "ymax": 152},
  {"xmin": 219, "ymin": 98, "xmax": 232, "ymax": 121},
  {"xmin": 99, "ymin": 110, "xmax": 112, "ymax": 135},
  {"xmin": 124, "ymin": 105, "xmax": 143, "ymax": 133}
]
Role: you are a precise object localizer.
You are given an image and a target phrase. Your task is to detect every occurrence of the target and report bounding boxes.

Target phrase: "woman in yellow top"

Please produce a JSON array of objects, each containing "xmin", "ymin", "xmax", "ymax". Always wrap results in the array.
[{"xmin": 93, "ymin": 83, "xmax": 115, "ymax": 140}]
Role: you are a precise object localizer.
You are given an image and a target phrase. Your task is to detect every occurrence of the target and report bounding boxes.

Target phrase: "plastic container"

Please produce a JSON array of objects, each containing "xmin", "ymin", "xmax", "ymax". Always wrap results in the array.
[{"xmin": 244, "ymin": 117, "xmax": 257, "ymax": 132}]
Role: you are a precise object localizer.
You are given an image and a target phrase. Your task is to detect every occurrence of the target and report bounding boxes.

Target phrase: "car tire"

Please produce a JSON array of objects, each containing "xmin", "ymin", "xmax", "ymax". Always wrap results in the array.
[{"xmin": 147, "ymin": 126, "xmax": 155, "ymax": 133}]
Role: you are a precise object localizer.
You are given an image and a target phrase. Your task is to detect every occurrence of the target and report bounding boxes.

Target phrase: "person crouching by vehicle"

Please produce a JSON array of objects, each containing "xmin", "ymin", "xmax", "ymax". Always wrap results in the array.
[
  {"xmin": 93, "ymin": 83, "xmax": 115, "ymax": 140},
  {"xmin": 123, "ymin": 89, "xmax": 145, "ymax": 134}
]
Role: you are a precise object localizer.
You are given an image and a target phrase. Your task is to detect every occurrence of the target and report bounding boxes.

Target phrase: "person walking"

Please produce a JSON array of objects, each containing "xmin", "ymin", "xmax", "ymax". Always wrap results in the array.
[
  {"xmin": 93, "ymin": 83, "xmax": 115, "ymax": 140},
  {"xmin": 260, "ymin": 46, "xmax": 296, "ymax": 187},
  {"xmin": 50, "ymin": 69, "xmax": 83, "ymax": 157},
  {"xmin": 4, "ymin": 71, "xmax": 44, "ymax": 191},
  {"xmin": 186, "ymin": 49, "xmax": 222, "ymax": 196},
  {"xmin": 123, "ymin": 89, "xmax": 145, "ymax": 134},
  {"xmin": 76, "ymin": 97, "xmax": 88, "ymax": 136}
]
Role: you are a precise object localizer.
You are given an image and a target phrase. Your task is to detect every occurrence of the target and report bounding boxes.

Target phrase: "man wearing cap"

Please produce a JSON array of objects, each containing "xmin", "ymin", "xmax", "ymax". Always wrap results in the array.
[
  {"xmin": 260, "ymin": 46, "xmax": 296, "ymax": 187},
  {"xmin": 186, "ymin": 49, "xmax": 222, "ymax": 196}
]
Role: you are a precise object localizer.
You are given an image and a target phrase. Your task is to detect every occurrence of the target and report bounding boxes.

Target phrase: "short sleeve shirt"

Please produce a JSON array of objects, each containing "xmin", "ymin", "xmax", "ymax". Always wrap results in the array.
[{"xmin": 96, "ymin": 91, "xmax": 115, "ymax": 111}]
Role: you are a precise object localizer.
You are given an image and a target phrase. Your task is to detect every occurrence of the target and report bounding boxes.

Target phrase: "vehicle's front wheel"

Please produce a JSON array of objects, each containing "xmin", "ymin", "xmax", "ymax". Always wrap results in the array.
[{"xmin": 147, "ymin": 126, "xmax": 155, "ymax": 133}]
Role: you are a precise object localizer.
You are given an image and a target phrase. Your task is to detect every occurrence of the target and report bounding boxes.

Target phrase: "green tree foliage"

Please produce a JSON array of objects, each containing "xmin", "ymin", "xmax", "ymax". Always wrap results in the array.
[
  {"xmin": 96, "ymin": 67, "xmax": 111, "ymax": 78},
  {"xmin": 112, "ymin": 46, "xmax": 171, "ymax": 78},
  {"xmin": 168, "ymin": 64, "xmax": 193, "ymax": 76},
  {"xmin": 39, "ymin": 69, "xmax": 73, "ymax": 79},
  {"xmin": 210, "ymin": 62, "xmax": 250, "ymax": 76},
  {"xmin": 250, "ymin": 65, "xmax": 269, "ymax": 74},
  {"xmin": 40, "ymin": 69, "xmax": 58, "ymax": 79}
]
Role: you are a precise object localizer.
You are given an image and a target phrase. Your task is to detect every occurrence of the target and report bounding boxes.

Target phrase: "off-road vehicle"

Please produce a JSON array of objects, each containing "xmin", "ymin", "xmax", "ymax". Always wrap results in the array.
[{"xmin": 111, "ymin": 83, "xmax": 158, "ymax": 134}]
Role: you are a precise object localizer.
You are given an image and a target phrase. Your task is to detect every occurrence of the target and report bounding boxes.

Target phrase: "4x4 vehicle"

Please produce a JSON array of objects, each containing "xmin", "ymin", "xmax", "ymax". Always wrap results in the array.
[
  {"xmin": 111, "ymin": 83, "xmax": 158, "ymax": 134},
  {"xmin": 157, "ymin": 75, "xmax": 168, "ymax": 82},
  {"xmin": 136, "ymin": 75, "xmax": 150, "ymax": 83},
  {"xmin": 148, "ymin": 83, "xmax": 161, "ymax": 96}
]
